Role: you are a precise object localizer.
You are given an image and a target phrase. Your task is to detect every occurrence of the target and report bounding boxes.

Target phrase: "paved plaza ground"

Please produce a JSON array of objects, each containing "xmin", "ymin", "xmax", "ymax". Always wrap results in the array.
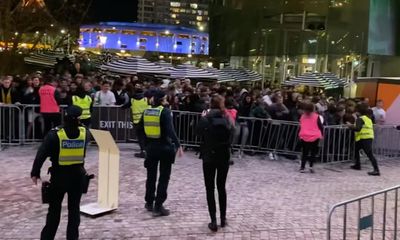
[{"xmin": 1, "ymin": 144, "xmax": 400, "ymax": 239}]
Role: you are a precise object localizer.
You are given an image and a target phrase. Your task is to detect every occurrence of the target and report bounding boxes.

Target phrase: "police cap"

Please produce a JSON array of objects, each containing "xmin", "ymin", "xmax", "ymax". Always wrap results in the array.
[{"xmin": 65, "ymin": 105, "xmax": 82, "ymax": 119}]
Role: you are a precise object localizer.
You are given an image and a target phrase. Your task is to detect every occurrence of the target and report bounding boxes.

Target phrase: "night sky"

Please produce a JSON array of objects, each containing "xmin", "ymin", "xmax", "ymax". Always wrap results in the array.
[{"xmin": 87, "ymin": 0, "xmax": 138, "ymax": 23}]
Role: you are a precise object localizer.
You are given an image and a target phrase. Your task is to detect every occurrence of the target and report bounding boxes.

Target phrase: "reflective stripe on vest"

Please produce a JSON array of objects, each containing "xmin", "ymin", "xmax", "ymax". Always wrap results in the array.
[
  {"xmin": 72, "ymin": 95, "xmax": 92, "ymax": 120},
  {"xmin": 131, "ymin": 98, "xmax": 149, "ymax": 124},
  {"xmin": 355, "ymin": 115, "xmax": 374, "ymax": 142},
  {"xmin": 143, "ymin": 106, "xmax": 163, "ymax": 139},
  {"xmin": 57, "ymin": 127, "xmax": 86, "ymax": 166}
]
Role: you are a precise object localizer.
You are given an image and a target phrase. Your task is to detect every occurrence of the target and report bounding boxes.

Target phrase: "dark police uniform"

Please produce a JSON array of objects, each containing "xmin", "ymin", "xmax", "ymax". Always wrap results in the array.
[
  {"xmin": 31, "ymin": 106, "xmax": 90, "ymax": 240},
  {"xmin": 137, "ymin": 90, "xmax": 180, "ymax": 216}
]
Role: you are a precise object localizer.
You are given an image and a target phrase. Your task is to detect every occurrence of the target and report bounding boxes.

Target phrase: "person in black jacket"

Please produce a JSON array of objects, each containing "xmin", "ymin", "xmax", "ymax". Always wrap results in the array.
[
  {"xmin": 196, "ymin": 95, "xmax": 234, "ymax": 232},
  {"xmin": 31, "ymin": 106, "xmax": 91, "ymax": 240}
]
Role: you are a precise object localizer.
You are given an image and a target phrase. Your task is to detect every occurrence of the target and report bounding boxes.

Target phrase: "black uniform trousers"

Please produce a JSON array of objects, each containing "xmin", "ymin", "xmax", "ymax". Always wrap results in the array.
[
  {"xmin": 354, "ymin": 139, "xmax": 379, "ymax": 171},
  {"xmin": 134, "ymin": 123, "xmax": 145, "ymax": 152},
  {"xmin": 202, "ymin": 149, "xmax": 230, "ymax": 222},
  {"xmin": 41, "ymin": 167, "xmax": 84, "ymax": 240},
  {"xmin": 42, "ymin": 113, "xmax": 61, "ymax": 137},
  {"xmin": 145, "ymin": 143, "xmax": 175, "ymax": 207},
  {"xmin": 301, "ymin": 140, "xmax": 319, "ymax": 169}
]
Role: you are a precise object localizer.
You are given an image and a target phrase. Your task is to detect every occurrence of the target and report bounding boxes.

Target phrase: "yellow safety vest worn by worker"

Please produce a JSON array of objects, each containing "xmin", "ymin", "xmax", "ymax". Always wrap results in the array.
[
  {"xmin": 355, "ymin": 115, "xmax": 374, "ymax": 142},
  {"xmin": 72, "ymin": 95, "xmax": 92, "ymax": 120},
  {"xmin": 1, "ymin": 88, "xmax": 12, "ymax": 104},
  {"xmin": 57, "ymin": 127, "xmax": 86, "ymax": 166},
  {"xmin": 131, "ymin": 98, "xmax": 149, "ymax": 124},
  {"xmin": 143, "ymin": 106, "xmax": 164, "ymax": 139}
]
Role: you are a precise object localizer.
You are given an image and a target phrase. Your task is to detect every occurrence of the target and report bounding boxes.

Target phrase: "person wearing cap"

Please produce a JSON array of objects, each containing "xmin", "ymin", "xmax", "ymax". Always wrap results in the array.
[
  {"xmin": 122, "ymin": 84, "xmax": 151, "ymax": 158},
  {"xmin": 137, "ymin": 89, "xmax": 183, "ymax": 217},
  {"xmin": 30, "ymin": 105, "xmax": 91, "ymax": 240}
]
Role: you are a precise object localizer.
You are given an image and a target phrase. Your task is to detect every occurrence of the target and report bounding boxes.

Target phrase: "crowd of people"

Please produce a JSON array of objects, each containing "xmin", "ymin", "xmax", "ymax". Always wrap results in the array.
[{"xmin": 0, "ymin": 71, "xmax": 387, "ymax": 123}]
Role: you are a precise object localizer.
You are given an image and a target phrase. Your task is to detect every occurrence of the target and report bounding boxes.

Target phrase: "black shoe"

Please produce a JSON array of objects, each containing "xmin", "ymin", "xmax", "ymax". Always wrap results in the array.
[
  {"xmin": 135, "ymin": 152, "xmax": 146, "ymax": 158},
  {"xmin": 145, "ymin": 203, "xmax": 153, "ymax": 212},
  {"xmin": 220, "ymin": 219, "xmax": 227, "ymax": 228},
  {"xmin": 208, "ymin": 222, "xmax": 218, "ymax": 232},
  {"xmin": 153, "ymin": 206, "xmax": 170, "ymax": 217},
  {"xmin": 229, "ymin": 160, "xmax": 234, "ymax": 165},
  {"xmin": 368, "ymin": 170, "xmax": 380, "ymax": 176},
  {"xmin": 350, "ymin": 165, "xmax": 361, "ymax": 170}
]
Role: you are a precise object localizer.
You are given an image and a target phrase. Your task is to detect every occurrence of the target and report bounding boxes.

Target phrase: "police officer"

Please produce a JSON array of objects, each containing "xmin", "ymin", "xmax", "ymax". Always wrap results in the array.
[
  {"xmin": 70, "ymin": 85, "xmax": 93, "ymax": 127},
  {"xmin": 138, "ymin": 89, "xmax": 183, "ymax": 217},
  {"xmin": 31, "ymin": 105, "xmax": 91, "ymax": 240},
  {"xmin": 123, "ymin": 84, "xmax": 150, "ymax": 158},
  {"xmin": 347, "ymin": 103, "xmax": 380, "ymax": 176}
]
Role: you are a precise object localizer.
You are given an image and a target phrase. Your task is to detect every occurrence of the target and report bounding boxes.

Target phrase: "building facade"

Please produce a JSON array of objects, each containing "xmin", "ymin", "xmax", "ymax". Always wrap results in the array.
[
  {"xmin": 138, "ymin": 0, "xmax": 209, "ymax": 30},
  {"xmin": 79, "ymin": 22, "xmax": 209, "ymax": 55},
  {"xmin": 210, "ymin": 0, "xmax": 400, "ymax": 85}
]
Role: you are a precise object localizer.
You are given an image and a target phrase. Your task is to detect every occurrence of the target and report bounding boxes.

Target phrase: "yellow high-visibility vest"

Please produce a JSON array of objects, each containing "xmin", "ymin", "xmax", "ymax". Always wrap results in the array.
[
  {"xmin": 57, "ymin": 127, "xmax": 86, "ymax": 166},
  {"xmin": 143, "ymin": 106, "xmax": 164, "ymax": 139},
  {"xmin": 355, "ymin": 115, "xmax": 374, "ymax": 142},
  {"xmin": 131, "ymin": 98, "xmax": 149, "ymax": 124},
  {"xmin": 72, "ymin": 95, "xmax": 92, "ymax": 120}
]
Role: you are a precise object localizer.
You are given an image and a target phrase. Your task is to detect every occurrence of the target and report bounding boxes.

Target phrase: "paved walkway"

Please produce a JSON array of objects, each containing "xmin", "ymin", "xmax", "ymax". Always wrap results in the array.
[{"xmin": 1, "ymin": 144, "xmax": 400, "ymax": 239}]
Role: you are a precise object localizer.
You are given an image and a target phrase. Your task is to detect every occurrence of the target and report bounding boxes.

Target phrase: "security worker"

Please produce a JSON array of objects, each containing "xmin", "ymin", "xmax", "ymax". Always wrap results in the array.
[
  {"xmin": 123, "ymin": 84, "xmax": 150, "ymax": 158},
  {"xmin": 71, "ymin": 86, "xmax": 93, "ymax": 127},
  {"xmin": 347, "ymin": 103, "xmax": 380, "ymax": 176},
  {"xmin": 31, "ymin": 105, "xmax": 91, "ymax": 240},
  {"xmin": 138, "ymin": 89, "xmax": 183, "ymax": 217}
]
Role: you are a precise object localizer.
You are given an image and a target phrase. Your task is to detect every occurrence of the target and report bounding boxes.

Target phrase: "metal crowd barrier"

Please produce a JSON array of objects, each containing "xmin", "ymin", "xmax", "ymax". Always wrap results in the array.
[
  {"xmin": 327, "ymin": 185, "xmax": 400, "ymax": 240},
  {"xmin": 321, "ymin": 125, "xmax": 355, "ymax": 163},
  {"xmin": 0, "ymin": 104, "xmax": 23, "ymax": 146},
  {"xmin": 1, "ymin": 104, "xmax": 400, "ymax": 164},
  {"xmin": 373, "ymin": 125, "xmax": 400, "ymax": 159}
]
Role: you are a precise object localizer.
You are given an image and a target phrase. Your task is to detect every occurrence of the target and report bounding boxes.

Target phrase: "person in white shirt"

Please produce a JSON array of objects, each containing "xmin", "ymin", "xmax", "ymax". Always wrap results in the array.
[
  {"xmin": 372, "ymin": 99, "xmax": 386, "ymax": 124},
  {"xmin": 94, "ymin": 81, "xmax": 116, "ymax": 106}
]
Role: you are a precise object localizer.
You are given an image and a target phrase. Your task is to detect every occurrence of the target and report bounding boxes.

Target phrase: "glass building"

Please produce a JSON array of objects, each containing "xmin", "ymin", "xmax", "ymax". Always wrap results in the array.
[
  {"xmin": 210, "ymin": 0, "xmax": 400, "ymax": 85},
  {"xmin": 79, "ymin": 22, "xmax": 209, "ymax": 55},
  {"xmin": 138, "ymin": 0, "xmax": 209, "ymax": 30}
]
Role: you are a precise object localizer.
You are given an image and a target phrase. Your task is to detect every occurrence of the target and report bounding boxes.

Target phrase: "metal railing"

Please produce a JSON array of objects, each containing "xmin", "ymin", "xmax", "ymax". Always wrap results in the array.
[
  {"xmin": 373, "ymin": 125, "xmax": 400, "ymax": 159},
  {"xmin": 327, "ymin": 185, "xmax": 400, "ymax": 240},
  {"xmin": 1, "ymin": 104, "xmax": 400, "ymax": 164}
]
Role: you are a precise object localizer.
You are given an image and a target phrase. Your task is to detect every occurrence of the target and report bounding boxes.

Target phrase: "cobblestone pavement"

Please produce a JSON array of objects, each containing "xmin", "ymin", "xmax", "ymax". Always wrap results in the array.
[{"xmin": 1, "ymin": 144, "xmax": 400, "ymax": 240}]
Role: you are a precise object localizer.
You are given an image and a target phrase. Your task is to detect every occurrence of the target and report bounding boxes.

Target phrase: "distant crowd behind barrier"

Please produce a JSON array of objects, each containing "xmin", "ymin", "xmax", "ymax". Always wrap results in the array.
[
  {"xmin": 1, "ymin": 104, "xmax": 400, "ymax": 163},
  {"xmin": 0, "ymin": 69, "xmax": 396, "ymax": 159}
]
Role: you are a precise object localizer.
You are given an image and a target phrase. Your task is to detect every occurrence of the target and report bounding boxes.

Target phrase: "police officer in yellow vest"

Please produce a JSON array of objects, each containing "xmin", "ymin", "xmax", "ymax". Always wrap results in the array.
[
  {"xmin": 71, "ymin": 86, "xmax": 93, "ymax": 127},
  {"xmin": 31, "ymin": 105, "xmax": 91, "ymax": 240},
  {"xmin": 347, "ymin": 103, "xmax": 380, "ymax": 176},
  {"xmin": 138, "ymin": 89, "xmax": 183, "ymax": 217},
  {"xmin": 123, "ymin": 84, "xmax": 150, "ymax": 158}
]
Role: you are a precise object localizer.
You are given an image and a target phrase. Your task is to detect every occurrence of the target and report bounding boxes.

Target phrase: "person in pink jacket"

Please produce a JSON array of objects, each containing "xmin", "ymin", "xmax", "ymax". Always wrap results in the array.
[{"xmin": 298, "ymin": 102, "xmax": 323, "ymax": 173}]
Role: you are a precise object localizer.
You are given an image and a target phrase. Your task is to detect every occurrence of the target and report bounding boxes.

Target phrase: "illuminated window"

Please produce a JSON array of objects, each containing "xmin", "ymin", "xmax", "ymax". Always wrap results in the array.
[
  {"xmin": 190, "ymin": 3, "xmax": 198, "ymax": 9},
  {"xmin": 171, "ymin": 14, "xmax": 177, "ymax": 18},
  {"xmin": 171, "ymin": 8, "xmax": 180, "ymax": 13},
  {"xmin": 197, "ymin": 22, "xmax": 202, "ymax": 26},
  {"xmin": 180, "ymin": 9, "xmax": 186, "ymax": 13},
  {"xmin": 170, "ymin": 2, "xmax": 180, "ymax": 7},
  {"xmin": 196, "ymin": 16, "xmax": 203, "ymax": 21},
  {"xmin": 192, "ymin": 10, "xmax": 197, "ymax": 14}
]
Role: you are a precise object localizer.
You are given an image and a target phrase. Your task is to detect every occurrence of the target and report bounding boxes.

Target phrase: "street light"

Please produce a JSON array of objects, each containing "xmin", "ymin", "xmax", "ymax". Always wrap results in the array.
[
  {"xmin": 199, "ymin": 26, "xmax": 205, "ymax": 31},
  {"xmin": 60, "ymin": 29, "xmax": 66, "ymax": 34}
]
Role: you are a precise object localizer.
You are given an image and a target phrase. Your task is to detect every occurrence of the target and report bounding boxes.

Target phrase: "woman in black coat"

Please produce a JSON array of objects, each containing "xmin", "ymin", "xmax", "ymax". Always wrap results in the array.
[{"xmin": 196, "ymin": 95, "xmax": 234, "ymax": 232}]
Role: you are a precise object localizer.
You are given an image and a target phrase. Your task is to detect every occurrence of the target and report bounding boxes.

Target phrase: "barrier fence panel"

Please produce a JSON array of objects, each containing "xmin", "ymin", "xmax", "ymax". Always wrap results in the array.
[
  {"xmin": 2, "ymin": 104, "xmax": 400, "ymax": 163},
  {"xmin": 327, "ymin": 185, "xmax": 400, "ymax": 240},
  {"xmin": 0, "ymin": 104, "xmax": 23, "ymax": 146},
  {"xmin": 91, "ymin": 106, "xmax": 135, "ymax": 143},
  {"xmin": 172, "ymin": 111, "xmax": 202, "ymax": 147},
  {"xmin": 373, "ymin": 125, "xmax": 400, "ymax": 159},
  {"xmin": 321, "ymin": 126, "xmax": 355, "ymax": 163}
]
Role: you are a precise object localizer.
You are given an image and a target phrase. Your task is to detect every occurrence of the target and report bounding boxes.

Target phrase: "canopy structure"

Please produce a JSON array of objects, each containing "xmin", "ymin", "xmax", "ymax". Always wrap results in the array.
[
  {"xmin": 205, "ymin": 67, "xmax": 234, "ymax": 83},
  {"xmin": 283, "ymin": 72, "xmax": 346, "ymax": 89},
  {"xmin": 24, "ymin": 52, "xmax": 75, "ymax": 68},
  {"xmin": 100, "ymin": 56, "xmax": 169, "ymax": 75},
  {"xmin": 219, "ymin": 67, "xmax": 262, "ymax": 82},
  {"xmin": 170, "ymin": 63, "xmax": 218, "ymax": 80}
]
